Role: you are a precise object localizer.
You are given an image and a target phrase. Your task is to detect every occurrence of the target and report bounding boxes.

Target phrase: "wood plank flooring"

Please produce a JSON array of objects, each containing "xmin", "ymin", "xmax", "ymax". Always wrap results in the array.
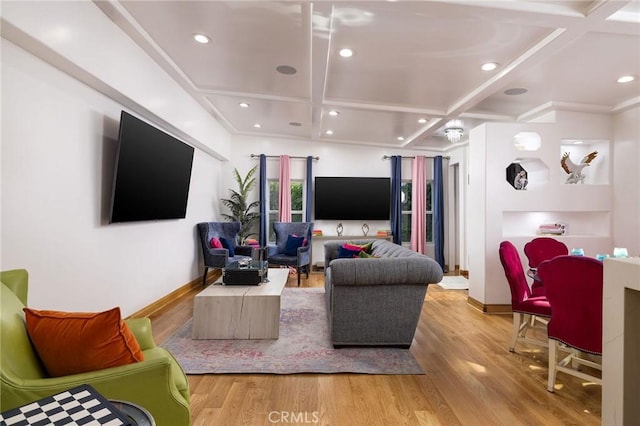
[{"xmin": 148, "ymin": 272, "xmax": 601, "ymax": 425}]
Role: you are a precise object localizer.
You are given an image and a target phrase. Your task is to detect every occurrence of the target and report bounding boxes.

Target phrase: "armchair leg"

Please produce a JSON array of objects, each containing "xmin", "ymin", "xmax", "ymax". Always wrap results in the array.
[
  {"xmin": 296, "ymin": 267, "xmax": 301, "ymax": 286},
  {"xmin": 202, "ymin": 267, "xmax": 209, "ymax": 286}
]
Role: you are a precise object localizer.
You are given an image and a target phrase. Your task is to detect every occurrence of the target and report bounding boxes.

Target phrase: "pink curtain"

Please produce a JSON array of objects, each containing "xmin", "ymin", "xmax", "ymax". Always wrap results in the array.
[
  {"xmin": 411, "ymin": 156, "xmax": 427, "ymax": 254},
  {"xmin": 278, "ymin": 155, "xmax": 291, "ymax": 221}
]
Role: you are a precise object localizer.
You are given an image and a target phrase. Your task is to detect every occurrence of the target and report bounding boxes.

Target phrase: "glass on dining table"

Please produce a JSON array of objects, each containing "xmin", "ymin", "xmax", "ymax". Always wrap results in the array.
[
  {"xmin": 613, "ymin": 247, "xmax": 628, "ymax": 258},
  {"xmin": 570, "ymin": 248, "xmax": 585, "ymax": 256},
  {"xmin": 596, "ymin": 253, "xmax": 609, "ymax": 261}
]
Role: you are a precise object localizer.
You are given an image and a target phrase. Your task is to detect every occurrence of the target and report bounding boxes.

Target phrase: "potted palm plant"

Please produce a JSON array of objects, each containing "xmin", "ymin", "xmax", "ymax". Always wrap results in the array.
[{"xmin": 220, "ymin": 165, "xmax": 261, "ymax": 245}]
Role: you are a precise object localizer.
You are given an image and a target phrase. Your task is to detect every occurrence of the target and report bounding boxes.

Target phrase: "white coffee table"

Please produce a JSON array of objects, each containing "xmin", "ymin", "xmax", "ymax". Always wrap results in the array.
[{"xmin": 192, "ymin": 268, "xmax": 288, "ymax": 339}]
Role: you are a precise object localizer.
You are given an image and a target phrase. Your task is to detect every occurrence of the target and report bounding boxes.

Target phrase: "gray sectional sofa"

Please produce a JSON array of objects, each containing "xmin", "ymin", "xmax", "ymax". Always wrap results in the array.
[{"xmin": 324, "ymin": 239, "xmax": 444, "ymax": 348}]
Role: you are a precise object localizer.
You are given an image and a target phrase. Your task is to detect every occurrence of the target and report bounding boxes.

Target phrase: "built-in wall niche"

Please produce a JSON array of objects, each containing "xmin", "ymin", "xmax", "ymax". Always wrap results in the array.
[
  {"xmin": 560, "ymin": 139, "xmax": 610, "ymax": 185},
  {"xmin": 513, "ymin": 132, "xmax": 541, "ymax": 151},
  {"xmin": 502, "ymin": 211, "xmax": 611, "ymax": 238},
  {"xmin": 505, "ymin": 158, "xmax": 549, "ymax": 191}
]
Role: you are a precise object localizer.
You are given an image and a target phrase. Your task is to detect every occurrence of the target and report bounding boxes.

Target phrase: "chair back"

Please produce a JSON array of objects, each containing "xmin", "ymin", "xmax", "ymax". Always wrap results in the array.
[
  {"xmin": 523, "ymin": 237, "xmax": 568, "ymax": 269},
  {"xmin": 197, "ymin": 222, "xmax": 240, "ymax": 248},
  {"xmin": 498, "ymin": 241, "xmax": 532, "ymax": 311},
  {"xmin": 536, "ymin": 255, "xmax": 603, "ymax": 354},
  {"xmin": 1, "ymin": 270, "xmax": 48, "ymax": 388},
  {"xmin": 273, "ymin": 222, "xmax": 313, "ymax": 253}
]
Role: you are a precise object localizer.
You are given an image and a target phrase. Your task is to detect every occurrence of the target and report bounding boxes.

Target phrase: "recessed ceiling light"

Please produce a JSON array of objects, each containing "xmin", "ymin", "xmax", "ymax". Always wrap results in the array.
[
  {"xmin": 329, "ymin": 110, "xmax": 339, "ymax": 116},
  {"xmin": 239, "ymin": 102, "xmax": 249, "ymax": 108},
  {"xmin": 617, "ymin": 75, "xmax": 635, "ymax": 83},
  {"xmin": 397, "ymin": 136, "xmax": 405, "ymax": 141},
  {"xmin": 325, "ymin": 130, "xmax": 334, "ymax": 135},
  {"xmin": 276, "ymin": 65, "xmax": 297, "ymax": 75},
  {"xmin": 193, "ymin": 33, "xmax": 210, "ymax": 44},
  {"xmin": 339, "ymin": 48, "xmax": 354, "ymax": 58},
  {"xmin": 253, "ymin": 123, "xmax": 262, "ymax": 128},
  {"xmin": 504, "ymin": 88, "xmax": 528, "ymax": 96},
  {"xmin": 481, "ymin": 62, "xmax": 498, "ymax": 71},
  {"xmin": 418, "ymin": 118, "xmax": 427, "ymax": 124}
]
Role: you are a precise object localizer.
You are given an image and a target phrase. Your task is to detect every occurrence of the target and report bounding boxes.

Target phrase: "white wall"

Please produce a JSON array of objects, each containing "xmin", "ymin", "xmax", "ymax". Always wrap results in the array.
[
  {"xmin": 612, "ymin": 106, "xmax": 640, "ymax": 255},
  {"xmin": 1, "ymin": 38, "xmax": 225, "ymax": 314}
]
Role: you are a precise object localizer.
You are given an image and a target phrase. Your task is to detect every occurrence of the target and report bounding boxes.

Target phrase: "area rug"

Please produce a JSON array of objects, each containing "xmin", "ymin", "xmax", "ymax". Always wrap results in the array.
[
  {"xmin": 437, "ymin": 275, "xmax": 469, "ymax": 290},
  {"xmin": 160, "ymin": 288, "xmax": 424, "ymax": 375}
]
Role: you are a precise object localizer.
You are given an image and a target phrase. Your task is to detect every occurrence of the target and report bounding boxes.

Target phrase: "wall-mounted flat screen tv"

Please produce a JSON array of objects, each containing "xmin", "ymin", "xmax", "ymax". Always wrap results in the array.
[
  {"xmin": 314, "ymin": 177, "xmax": 391, "ymax": 220},
  {"xmin": 109, "ymin": 111, "xmax": 195, "ymax": 223}
]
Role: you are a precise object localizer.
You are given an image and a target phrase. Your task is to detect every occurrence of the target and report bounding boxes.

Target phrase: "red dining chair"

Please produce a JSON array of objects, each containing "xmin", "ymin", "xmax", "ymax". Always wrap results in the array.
[
  {"xmin": 523, "ymin": 237, "xmax": 568, "ymax": 296},
  {"xmin": 498, "ymin": 241, "xmax": 552, "ymax": 352},
  {"xmin": 536, "ymin": 255, "xmax": 603, "ymax": 393}
]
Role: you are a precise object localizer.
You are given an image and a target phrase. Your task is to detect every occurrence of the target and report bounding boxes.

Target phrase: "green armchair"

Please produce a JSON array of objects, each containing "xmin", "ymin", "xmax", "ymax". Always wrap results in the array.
[{"xmin": 0, "ymin": 269, "xmax": 190, "ymax": 426}]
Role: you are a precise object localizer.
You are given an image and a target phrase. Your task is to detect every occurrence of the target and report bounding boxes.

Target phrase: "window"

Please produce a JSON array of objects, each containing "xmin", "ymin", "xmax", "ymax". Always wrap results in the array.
[
  {"xmin": 267, "ymin": 179, "xmax": 304, "ymax": 241},
  {"xmin": 400, "ymin": 180, "xmax": 433, "ymax": 243}
]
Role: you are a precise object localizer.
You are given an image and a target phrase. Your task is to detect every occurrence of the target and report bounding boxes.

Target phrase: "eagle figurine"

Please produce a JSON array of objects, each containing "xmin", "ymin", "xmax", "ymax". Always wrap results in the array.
[{"xmin": 561, "ymin": 151, "xmax": 598, "ymax": 184}]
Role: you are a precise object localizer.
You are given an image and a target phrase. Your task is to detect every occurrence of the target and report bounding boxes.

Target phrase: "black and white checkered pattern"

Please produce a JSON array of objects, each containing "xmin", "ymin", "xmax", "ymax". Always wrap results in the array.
[{"xmin": 0, "ymin": 384, "xmax": 131, "ymax": 426}]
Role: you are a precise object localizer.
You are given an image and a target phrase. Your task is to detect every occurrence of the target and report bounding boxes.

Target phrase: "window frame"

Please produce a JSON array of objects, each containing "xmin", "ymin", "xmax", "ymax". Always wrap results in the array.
[
  {"xmin": 400, "ymin": 180, "xmax": 434, "ymax": 244},
  {"xmin": 267, "ymin": 179, "xmax": 305, "ymax": 242}
]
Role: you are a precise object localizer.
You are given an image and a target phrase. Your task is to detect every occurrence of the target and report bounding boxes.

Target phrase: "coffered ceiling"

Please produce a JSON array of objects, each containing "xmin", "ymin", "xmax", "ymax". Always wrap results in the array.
[{"xmin": 98, "ymin": 0, "xmax": 640, "ymax": 151}]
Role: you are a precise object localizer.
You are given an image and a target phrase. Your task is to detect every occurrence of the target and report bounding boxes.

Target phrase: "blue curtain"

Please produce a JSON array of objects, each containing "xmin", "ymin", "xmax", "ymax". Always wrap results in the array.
[
  {"xmin": 259, "ymin": 154, "xmax": 267, "ymax": 247},
  {"xmin": 390, "ymin": 155, "xmax": 402, "ymax": 245},
  {"xmin": 433, "ymin": 155, "xmax": 445, "ymax": 271},
  {"xmin": 305, "ymin": 156, "xmax": 313, "ymax": 222}
]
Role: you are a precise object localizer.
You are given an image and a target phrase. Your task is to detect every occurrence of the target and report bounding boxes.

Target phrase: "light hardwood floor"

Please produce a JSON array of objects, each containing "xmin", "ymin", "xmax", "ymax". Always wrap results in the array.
[{"xmin": 149, "ymin": 272, "xmax": 601, "ymax": 425}]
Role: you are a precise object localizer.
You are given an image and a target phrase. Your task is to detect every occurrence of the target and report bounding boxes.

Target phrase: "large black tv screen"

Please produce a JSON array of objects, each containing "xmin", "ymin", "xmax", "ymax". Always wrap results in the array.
[
  {"xmin": 314, "ymin": 177, "xmax": 391, "ymax": 220},
  {"xmin": 109, "ymin": 111, "xmax": 195, "ymax": 223}
]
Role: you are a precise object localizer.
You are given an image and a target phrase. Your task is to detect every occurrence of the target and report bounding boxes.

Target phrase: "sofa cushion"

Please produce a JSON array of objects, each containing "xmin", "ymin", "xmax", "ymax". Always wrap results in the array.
[
  {"xmin": 338, "ymin": 245, "xmax": 361, "ymax": 258},
  {"xmin": 209, "ymin": 237, "xmax": 222, "ymax": 249},
  {"xmin": 23, "ymin": 307, "xmax": 144, "ymax": 377},
  {"xmin": 219, "ymin": 237, "xmax": 235, "ymax": 257},
  {"xmin": 357, "ymin": 251, "xmax": 378, "ymax": 258},
  {"xmin": 284, "ymin": 235, "xmax": 305, "ymax": 256},
  {"xmin": 347, "ymin": 241, "xmax": 373, "ymax": 253}
]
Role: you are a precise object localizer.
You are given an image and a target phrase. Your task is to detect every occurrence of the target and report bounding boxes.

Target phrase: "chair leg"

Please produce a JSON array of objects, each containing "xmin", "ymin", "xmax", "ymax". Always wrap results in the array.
[
  {"xmin": 547, "ymin": 339, "xmax": 557, "ymax": 392},
  {"xmin": 202, "ymin": 267, "xmax": 209, "ymax": 286},
  {"xmin": 296, "ymin": 266, "xmax": 301, "ymax": 286},
  {"xmin": 510, "ymin": 313, "xmax": 523, "ymax": 352}
]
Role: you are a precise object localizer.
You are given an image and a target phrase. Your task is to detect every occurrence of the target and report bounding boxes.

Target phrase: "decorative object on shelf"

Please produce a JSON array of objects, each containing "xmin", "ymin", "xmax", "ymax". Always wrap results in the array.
[
  {"xmin": 362, "ymin": 223, "xmax": 369, "ymax": 236},
  {"xmin": 513, "ymin": 171, "xmax": 528, "ymax": 190},
  {"xmin": 560, "ymin": 151, "xmax": 598, "ymax": 184},
  {"xmin": 444, "ymin": 119, "xmax": 464, "ymax": 143},
  {"xmin": 376, "ymin": 229, "xmax": 391, "ymax": 236},
  {"xmin": 312, "ymin": 229, "xmax": 323, "ymax": 236},
  {"xmin": 537, "ymin": 223, "xmax": 566, "ymax": 235},
  {"xmin": 220, "ymin": 165, "xmax": 260, "ymax": 244},
  {"xmin": 336, "ymin": 223, "xmax": 343, "ymax": 236},
  {"xmin": 506, "ymin": 162, "xmax": 528, "ymax": 190}
]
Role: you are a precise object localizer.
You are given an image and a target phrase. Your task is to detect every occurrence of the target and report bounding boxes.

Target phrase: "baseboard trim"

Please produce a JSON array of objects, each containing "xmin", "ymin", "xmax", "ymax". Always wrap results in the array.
[
  {"xmin": 127, "ymin": 270, "xmax": 221, "ymax": 319},
  {"xmin": 467, "ymin": 296, "xmax": 511, "ymax": 314}
]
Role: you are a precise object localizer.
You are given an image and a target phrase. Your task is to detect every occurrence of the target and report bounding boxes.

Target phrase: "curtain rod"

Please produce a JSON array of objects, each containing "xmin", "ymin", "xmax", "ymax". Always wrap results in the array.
[
  {"xmin": 251, "ymin": 154, "xmax": 319, "ymax": 160},
  {"xmin": 383, "ymin": 155, "xmax": 450, "ymax": 160}
]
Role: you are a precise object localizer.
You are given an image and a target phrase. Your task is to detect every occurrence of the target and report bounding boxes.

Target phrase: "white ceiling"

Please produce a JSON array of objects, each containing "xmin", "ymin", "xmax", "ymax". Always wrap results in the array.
[{"xmin": 98, "ymin": 0, "xmax": 640, "ymax": 151}]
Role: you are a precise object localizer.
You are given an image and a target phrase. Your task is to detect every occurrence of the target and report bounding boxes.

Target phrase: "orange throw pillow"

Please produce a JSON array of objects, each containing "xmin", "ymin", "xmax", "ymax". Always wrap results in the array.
[{"xmin": 23, "ymin": 307, "xmax": 144, "ymax": 377}]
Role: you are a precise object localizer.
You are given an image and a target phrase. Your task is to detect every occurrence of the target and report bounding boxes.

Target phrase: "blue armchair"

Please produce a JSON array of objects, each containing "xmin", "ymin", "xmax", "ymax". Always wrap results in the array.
[
  {"xmin": 197, "ymin": 222, "xmax": 247, "ymax": 285},
  {"xmin": 266, "ymin": 222, "xmax": 314, "ymax": 286}
]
